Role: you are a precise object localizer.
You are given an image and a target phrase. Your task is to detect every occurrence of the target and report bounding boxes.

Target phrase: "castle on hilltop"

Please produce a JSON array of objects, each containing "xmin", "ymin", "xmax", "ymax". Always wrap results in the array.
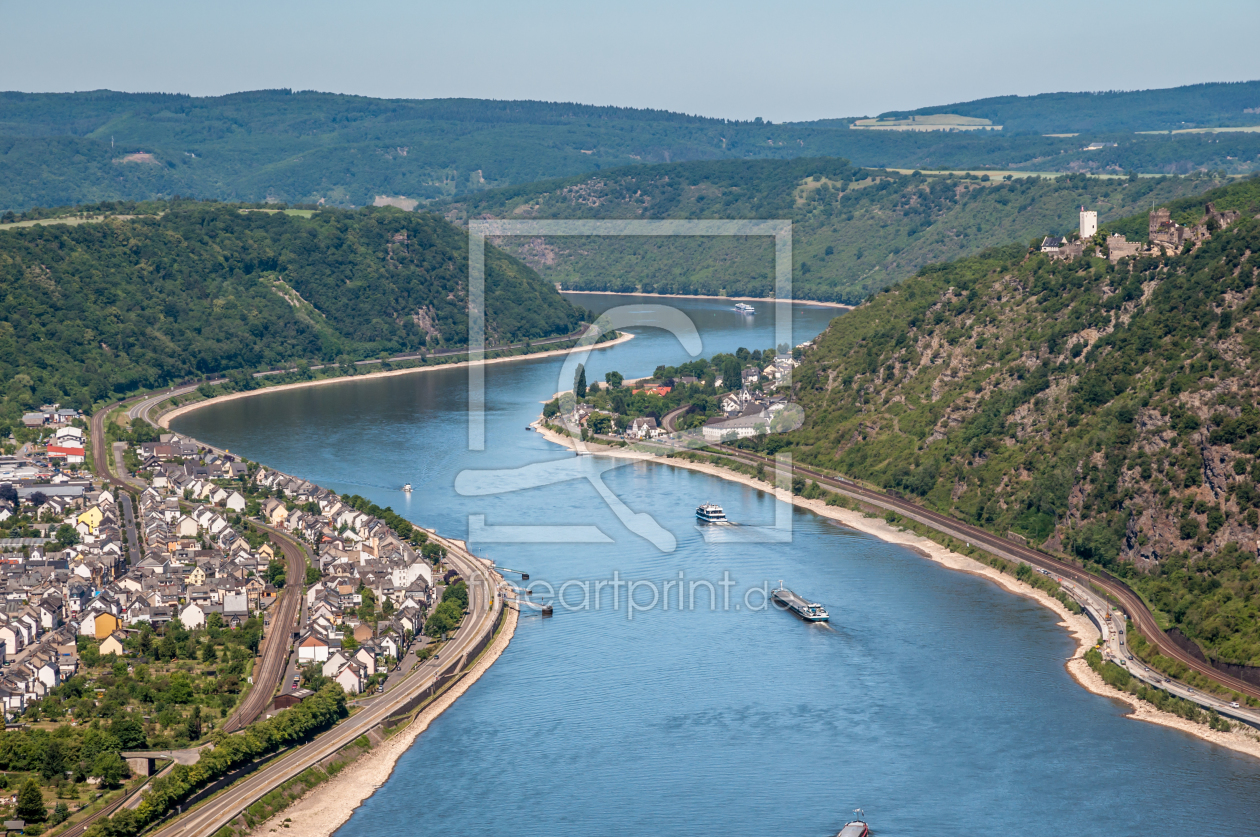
[
  {"xmin": 1147, "ymin": 202, "xmax": 1241, "ymax": 253},
  {"xmin": 1043, "ymin": 201, "xmax": 1245, "ymax": 264}
]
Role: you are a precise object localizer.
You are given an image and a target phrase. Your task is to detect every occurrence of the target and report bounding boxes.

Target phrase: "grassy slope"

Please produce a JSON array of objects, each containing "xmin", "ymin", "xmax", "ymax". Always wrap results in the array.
[
  {"xmin": 3, "ymin": 86, "xmax": 1260, "ymax": 211},
  {"xmin": 769, "ymin": 177, "xmax": 1260, "ymax": 664},
  {"xmin": 445, "ymin": 158, "xmax": 1229, "ymax": 302},
  {"xmin": 0, "ymin": 201, "xmax": 581, "ymax": 426}
]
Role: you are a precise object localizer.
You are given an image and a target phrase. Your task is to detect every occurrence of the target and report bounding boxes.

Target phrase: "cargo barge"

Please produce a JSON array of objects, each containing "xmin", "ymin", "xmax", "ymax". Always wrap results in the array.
[
  {"xmin": 836, "ymin": 818, "xmax": 868, "ymax": 837},
  {"xmin": 771, "ymin": 582, "xmax": 829, "ymax": 622}
]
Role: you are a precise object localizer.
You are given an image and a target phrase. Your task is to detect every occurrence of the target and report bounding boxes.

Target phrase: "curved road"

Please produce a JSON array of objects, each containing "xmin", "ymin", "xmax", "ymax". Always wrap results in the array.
[
  {"xmin": 93, "ymin": 390, "xmax": 506, "ymax": 837},
  {"xmin": 148, "ymin": 536, "xmax": 501, "ymax": 837}
]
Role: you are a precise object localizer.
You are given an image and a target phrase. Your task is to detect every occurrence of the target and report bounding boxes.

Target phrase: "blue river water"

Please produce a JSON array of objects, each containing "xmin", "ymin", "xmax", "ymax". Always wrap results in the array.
[{"xmin": 173, "ymin": 294, "xmax": 1260, "ymax": 836}]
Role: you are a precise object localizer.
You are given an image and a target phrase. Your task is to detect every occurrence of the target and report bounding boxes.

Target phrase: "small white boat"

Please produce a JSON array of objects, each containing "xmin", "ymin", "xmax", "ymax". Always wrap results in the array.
[
  {"xmin": 734, "ymin": 302, "xmax": 755, "ymax": 313},
  {"xmin": 402, "ymin": 484, "xmax": 412, "ymax": 493},
  {"xmin": 696, "ymin": 503, "xmax": 728, "ymax": 523}
]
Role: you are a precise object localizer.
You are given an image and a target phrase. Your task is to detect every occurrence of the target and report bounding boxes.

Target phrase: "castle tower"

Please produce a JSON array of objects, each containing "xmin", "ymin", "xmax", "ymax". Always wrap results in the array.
[{"xmin": 1079, "ymin": 206, "xmax": 1098, "ymax": 239}]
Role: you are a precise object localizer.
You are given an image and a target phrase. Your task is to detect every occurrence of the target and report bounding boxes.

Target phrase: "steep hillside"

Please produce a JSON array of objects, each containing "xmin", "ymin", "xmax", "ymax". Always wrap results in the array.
[
  {"xmin": 2, "ymin": 85, "xmax": 1259, "ymax": 211},
  {"xmin": 446, "ymin": 159, "xmax": 1227, "ymax": 303},
  {"xmin": 0, "ymin": 202, "xmax": 581, "ymax": 426},
  {"xmin": 770, "ymin": 178, "xmax": 1260, "ymax": 665}
]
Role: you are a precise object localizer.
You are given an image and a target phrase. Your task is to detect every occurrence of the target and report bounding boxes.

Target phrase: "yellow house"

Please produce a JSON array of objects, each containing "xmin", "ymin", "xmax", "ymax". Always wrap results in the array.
[
  {"xmin": 259, "ymin": 543, "xmax": 275, "ymax": 560},
  {"xmin": 94, "ymin": 612, "xmax": 122, "ymax": 640},
  {"xmin": 77, "ymin": 506, "xmax": 104, "ymax": 533},
  {"xmin": 99, "ymin": 631, "xmax": 127, "ymax": 657},
  {"xmin": 188, "ymin": 565, "xmax": 207, "ymax": 586}
]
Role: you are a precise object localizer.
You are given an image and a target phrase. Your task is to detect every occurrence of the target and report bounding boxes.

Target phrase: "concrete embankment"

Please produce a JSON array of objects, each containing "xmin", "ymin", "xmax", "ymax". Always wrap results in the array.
[{"xmin": 245, "ymin": 606, "xmax": 519, "ymax": 837}]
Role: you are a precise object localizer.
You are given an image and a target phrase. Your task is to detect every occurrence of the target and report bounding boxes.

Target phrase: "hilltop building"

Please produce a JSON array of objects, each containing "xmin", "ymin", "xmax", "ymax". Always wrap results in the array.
[
  {"xmin": 1148, "ymin": 202, "xmax": 1242, "ymax": 254},
  {"xmin": 1079, "ymin": 207, "xmax": 1098, "ymax": 239}
]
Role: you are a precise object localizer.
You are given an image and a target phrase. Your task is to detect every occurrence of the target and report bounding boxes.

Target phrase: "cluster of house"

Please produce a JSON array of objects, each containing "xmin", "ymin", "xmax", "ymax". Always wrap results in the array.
[
  {"xmin": 20, "ymin": 404, "xmax": 82, "ymax": 429},
  {"xmin": 243, "ymin": 468, "xmax": 435, "ymax": 696},
  {"xmin": 139, "ymin": 434, "xmax": 249, "ymax": 490},
  {"xmin": 139, "ymin": 436, "xmax": 439, "ymax": 697},
  {"xmin": 700, "ymin": 354, "xmax": 801, "ymax": 442},
  {"xmin": 44, "ymin": 425, "xmax": 86, "ymax": 466},
  {"xmin": 0, "ymin": 486, "xmax": 132, "ymax": 716},
  {"xmin": 133, "ymin": 486, "xmax": 275, "ymax": 628},
  {"xmin": 558, "ymin": 352, "xmax": 806, "ymax": 444},
  {"xmin": 1042, "ymin": 203, "xmax": 1246, "ymax": 264}
]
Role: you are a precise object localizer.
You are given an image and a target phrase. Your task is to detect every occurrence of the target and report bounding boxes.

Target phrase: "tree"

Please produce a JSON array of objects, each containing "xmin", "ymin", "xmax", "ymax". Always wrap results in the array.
[
  {"xmin": 0, "ymin": 483, "xmax": 16, "ymax": 506},
  {"xmin": 55, "ymin": 523, "xmax": 80, "ymax": 548},
  {"xmin": 574, "ymin": 363, "xmax": 587, "ymax": 399},
  {"xmin": 92, "ymin": 752, "xmax": 126, "ymax": 788},
  {"xmin": 40, "ymin": 738, "xmax": 66, "ymax": 780},
  {"xmin": 604, "ymin": 370, "xmax": 623, "ymax": 389},
  {"xmin": 28, "ymin": 491, "xmax": 47, "ymax": 507},
  {"xmin": 265, "ymin": 558, "xmax": 287, "ymax": 588},
  {"xmin": 110, "ymin": 716, "xmax": 147, "ymax": 749},
  {"xmin": 16, "ymin": 778, "xmax": 45, "ymax": 822},
  {"xmin": 184, "ymin": 705, "xmax": 203, "ymax": 741},
  {"xmin": 305, "ymin": 564, "xmax": 321, "ymax": 585}
]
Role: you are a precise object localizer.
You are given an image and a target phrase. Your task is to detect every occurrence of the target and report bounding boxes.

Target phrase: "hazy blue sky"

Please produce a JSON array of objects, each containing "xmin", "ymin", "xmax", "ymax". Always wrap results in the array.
[{"xmin": 3, "ymin": 0, "xmax": 1258, "ymax": 122}]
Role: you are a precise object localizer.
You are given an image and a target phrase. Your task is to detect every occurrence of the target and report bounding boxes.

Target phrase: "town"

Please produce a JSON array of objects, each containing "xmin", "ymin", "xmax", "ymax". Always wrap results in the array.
[
  {"xmin": 0, "ymin": 408, "xmax": 450, "ymax": 826},
  {"xmin": 547, "ymin": 344, "xmax": 807, "ymax": 446}
]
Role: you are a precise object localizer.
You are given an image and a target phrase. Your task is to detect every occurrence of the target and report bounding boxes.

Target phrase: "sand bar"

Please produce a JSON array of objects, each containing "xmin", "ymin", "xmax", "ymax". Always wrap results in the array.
[
  {"xmin": 561, "ymin": 289, "xmax": 852, "ymax": 309},
  {"xmin": 159, "ymin": 331, "xmax": 635, "ymax": 428}
]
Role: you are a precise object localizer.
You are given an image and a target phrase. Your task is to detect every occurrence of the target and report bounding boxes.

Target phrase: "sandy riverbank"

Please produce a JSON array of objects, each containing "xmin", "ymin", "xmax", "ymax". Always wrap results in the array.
[
  {"xmin": 561, "ymin": 289, "xmax": 852, "ymax": 309},
  {"xmin": 533, "ymin": 423, "xmax": 1260, "ymax": 759},
  {"xmin": 158, "ymin": 332, "xmax": 635, "ymax": 429},
  {"xmin": 249, "ymin": 605, "xmax": 519, "ymax": 837}
]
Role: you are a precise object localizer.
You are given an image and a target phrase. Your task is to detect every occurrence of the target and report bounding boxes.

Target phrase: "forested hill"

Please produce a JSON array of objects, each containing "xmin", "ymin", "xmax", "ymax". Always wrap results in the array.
[
  {"xmin": 3, "ymin": 84, "xmax": 1260, "ymax": 212},
  {"xmin": 0, "ymin": 202, "xmax": 582, "ymax": 426},
  {"xmin": 887, "ymin": 80, "xmax": 1260, "ymax": 134},
  {"xmin": 773, "ymin": 177, "xmax": 1260, "ymax": 665},
  {"xmin": 445, "ymin": 158, "xmax": 1228, "ymax": 303}
]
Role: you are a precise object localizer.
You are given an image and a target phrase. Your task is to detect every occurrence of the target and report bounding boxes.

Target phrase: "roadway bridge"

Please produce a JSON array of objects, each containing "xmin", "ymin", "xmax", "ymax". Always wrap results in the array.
[{"xmin": 121, "ymin": 747, "xmax": 207, "ymax": 776}]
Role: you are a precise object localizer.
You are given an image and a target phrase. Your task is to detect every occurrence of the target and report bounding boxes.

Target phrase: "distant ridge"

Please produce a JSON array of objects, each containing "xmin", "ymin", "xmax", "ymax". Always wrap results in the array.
[
  {"xmin": 882, "ymin": 79, "xmax": 1260, "ymax": 134},
  {"xmin": 2, "ymin": 80, "xmax": 1260, "ymax": 211}
]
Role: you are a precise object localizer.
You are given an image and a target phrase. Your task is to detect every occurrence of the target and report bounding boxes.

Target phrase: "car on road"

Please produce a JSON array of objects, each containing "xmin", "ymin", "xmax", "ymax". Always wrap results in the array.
[
  {"xmin": 292, "ymin": 676, "xmax": 300, "ymax": 689},
  {"xmin": 1232, "ymin": 701, "xmax": 1241, "ymax": 708}
]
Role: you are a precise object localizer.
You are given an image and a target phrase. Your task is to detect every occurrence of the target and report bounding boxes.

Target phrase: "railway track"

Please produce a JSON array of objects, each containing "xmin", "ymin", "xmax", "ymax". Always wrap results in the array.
[{"xmin": 710, "ymin": 443, "xmax": 1260, "ymax": 702}]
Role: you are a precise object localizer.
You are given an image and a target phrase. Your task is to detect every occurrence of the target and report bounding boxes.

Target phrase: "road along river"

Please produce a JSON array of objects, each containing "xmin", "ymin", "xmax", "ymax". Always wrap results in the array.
[{"xmin": 173, "ymin": 294, "xmax": 1260, "ymax": 836}]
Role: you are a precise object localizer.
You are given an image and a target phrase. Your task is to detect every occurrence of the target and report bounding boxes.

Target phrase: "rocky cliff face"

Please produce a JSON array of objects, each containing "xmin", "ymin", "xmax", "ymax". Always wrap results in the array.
[{"xmin": 776, "ymin": 180, "xmax": 1260, "ymax": 664}]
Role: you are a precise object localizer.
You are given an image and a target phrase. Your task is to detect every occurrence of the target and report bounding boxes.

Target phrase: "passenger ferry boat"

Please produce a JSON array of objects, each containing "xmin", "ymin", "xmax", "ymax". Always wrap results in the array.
[
  {"xmin": 734, "ymin": 302, "xmax": 755, "ymax": 313},
  {"xmin": 695, "ymin": 503, "xmax": 728, "ymax": 523},
  {"xmin": 402, "ymin": 483, "xmax": 412, "ymax": 493}
]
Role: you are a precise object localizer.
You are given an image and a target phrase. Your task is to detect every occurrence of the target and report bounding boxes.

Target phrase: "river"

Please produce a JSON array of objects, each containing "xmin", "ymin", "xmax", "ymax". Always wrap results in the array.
[{"xmin": 173, "ymin": 293, "xmax": 1260, "ymax": 836}]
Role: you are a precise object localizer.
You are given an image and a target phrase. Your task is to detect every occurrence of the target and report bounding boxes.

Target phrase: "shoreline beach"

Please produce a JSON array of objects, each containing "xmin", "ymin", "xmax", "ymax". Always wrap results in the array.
[
  {"xmin": 560, "ymin": 289, "xmax": 852, "ymax": 309},
  {"xmin": 249, "ymin": 607, "xmax": 519, "ymax": 837},
  {"xmin": 159, "ymin": 331, "xmax": 635, "ymax": 429},
  {"xmin": 531, "ymin": 423, "xmax": 1260, "ymax": 760}
]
